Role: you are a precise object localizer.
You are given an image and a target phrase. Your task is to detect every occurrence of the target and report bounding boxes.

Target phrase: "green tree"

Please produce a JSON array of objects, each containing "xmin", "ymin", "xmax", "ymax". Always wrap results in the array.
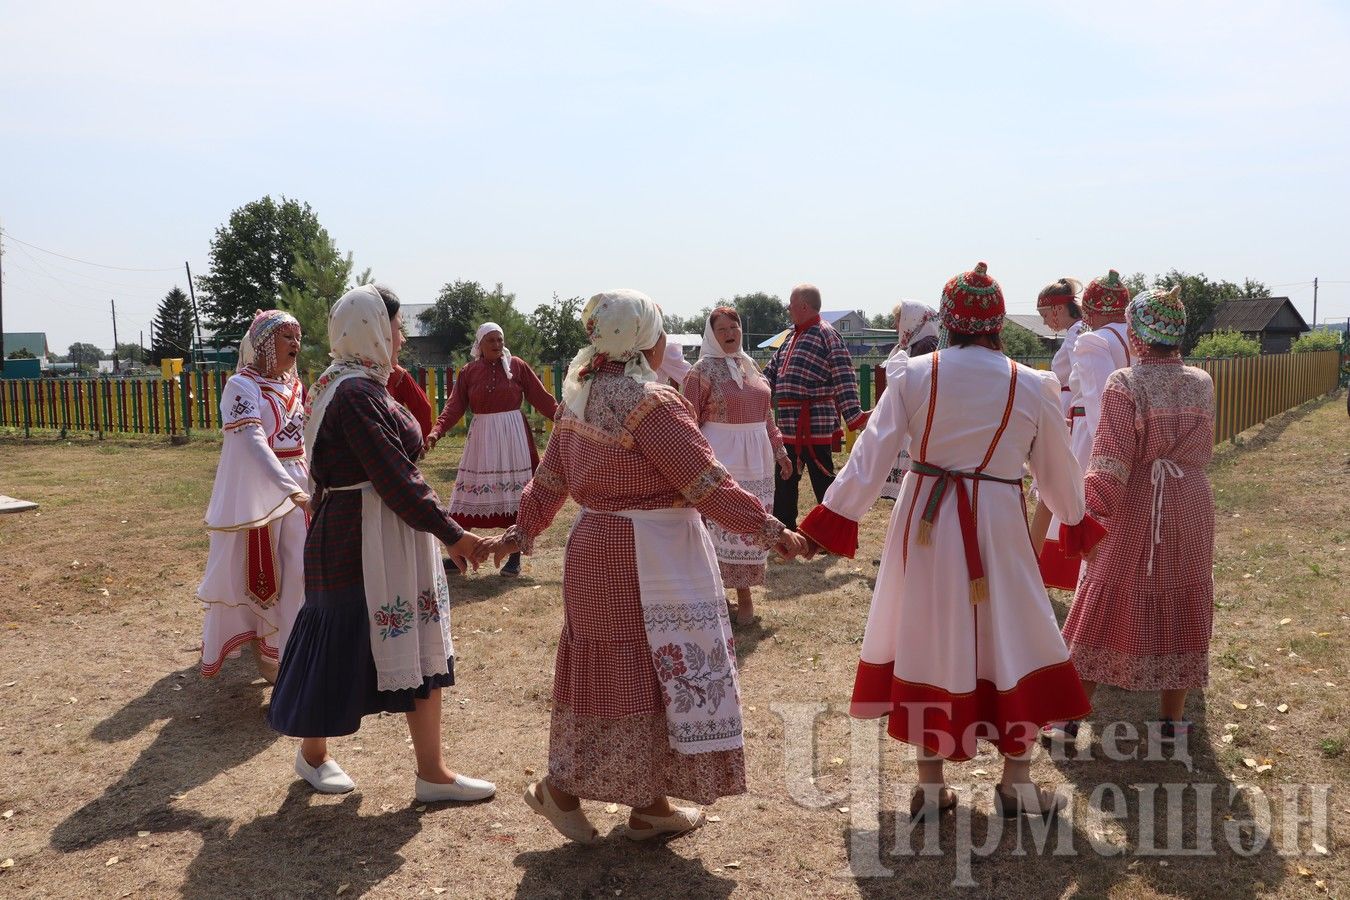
[
  {"xmin": 530, "ymin": 293, "xmax": 589, "ymax": 364},
  {"xmin": 729, "ymin": 292, "xmax": 787, "ymax": 344},
  {"xmin": 115, "ymin": 342, "xmax": 145, "ymax": 365},
  {"xmin": 67, "ymin": 342, "xmax": 103, "ymax": 370},
  {"xmin": 1290, "ymin": 329, "xmax": 1342, "ymax": 353},
  {"xmin": 278, "ymin": 230, "xmax": 369, "ymax": 376},
  {"xmin": 197, "ymin": 196, "xmax": 327, "ymax": 336},
  {"xmin": 1124, "ymin": 271, "xmax": 1269, "ymax": 353},
  {"xmin": 419, "ymin": 280, "xmax": 493, "ymax": 357},
  {"xmin": 150, "ymin": 286, "xmax": 197, "ymax": 364},
  {"xmin": 869, "ymin": 310, "xmax": 896, "ymax": 330},
  {"xmin": 6, "ymin": 347, "xmax": 35, "ymax": 360},
  {"xmin": 473, "ymin": 285, "xmax": 541, "ymax": 365},
  {"xmin": 1191, "ymin": 330, "xmax": 1260, "ymax": 358},
  {"xmin": 1001, "ymin": 321, "xmax": 1046, "ymax": 358}
]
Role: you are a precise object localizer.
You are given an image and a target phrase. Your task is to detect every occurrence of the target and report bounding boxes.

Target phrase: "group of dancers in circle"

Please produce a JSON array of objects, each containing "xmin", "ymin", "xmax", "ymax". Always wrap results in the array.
[{"xmin": 195, "ymin": 263, "xmax": 1215, "ymax": 840}]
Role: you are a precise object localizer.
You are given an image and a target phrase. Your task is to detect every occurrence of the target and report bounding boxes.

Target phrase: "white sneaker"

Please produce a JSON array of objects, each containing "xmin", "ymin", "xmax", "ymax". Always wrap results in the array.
[
  {"xmin": 415, "ymin": 773, "xmax": 497, "ymax": 803},
  {"xmin": 294, "ymin": 748, "xmax": 356, "ymax": 794}
]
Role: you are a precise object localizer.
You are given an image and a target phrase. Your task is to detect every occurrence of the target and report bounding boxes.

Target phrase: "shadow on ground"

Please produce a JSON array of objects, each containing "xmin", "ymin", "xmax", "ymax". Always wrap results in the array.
[
  {"xmin": 51, "ymin": 665, "xmax": 278, "ymax": 852},
  {"xmin": 843, "ymin": 692, "xmax": 1289, "ymax": 898}
]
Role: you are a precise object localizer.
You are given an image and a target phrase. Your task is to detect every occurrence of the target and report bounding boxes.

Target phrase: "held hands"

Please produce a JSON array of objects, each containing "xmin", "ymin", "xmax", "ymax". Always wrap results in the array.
[
  {"xmin": 423, "ymin": 433, "xmax": 440, "ymax": 455},
  {"xmin": 778, "ymin": 455, "xmax": 794, "ymax": 479},
  {"xmin": 446, "ymin": 532, "xmax": 491, "ymax": 574},
  {"xmin": 291, "ymin": 492, "xmax": 311, "ymax": 513},
  {"xmin": 774, "ymin": 530, "xmax": 809, "ymax": 560},
  {"xmin": 480, "ymin": 534, "xmax": 521, "ymax": 568}
]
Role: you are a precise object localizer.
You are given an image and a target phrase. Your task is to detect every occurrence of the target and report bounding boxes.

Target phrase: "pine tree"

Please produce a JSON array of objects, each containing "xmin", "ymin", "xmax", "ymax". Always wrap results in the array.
[{"xmin": 151, "ymin": 287, "xmax": 196, "ymax": 364}]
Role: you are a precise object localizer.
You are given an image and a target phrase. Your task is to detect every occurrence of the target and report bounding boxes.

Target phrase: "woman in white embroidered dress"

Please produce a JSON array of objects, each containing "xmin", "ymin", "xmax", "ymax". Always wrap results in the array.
[
  {"xmin": 198, "ymin": 310, "xmax": 310, "ymax": 683},
  {"xmin": 800, "ymin": 263, "xmax": 1099, "ymax": 821},
  {"xmin": 879, "ymin": 301, "xmax": 940, "ymax": 502},
  {"xmin": 484, "ymin": 290, "xmax": 807, "ymax": 844},
  {"xmin": 683, "ymin": 307, "xmax": 791, "ymax": 625}
]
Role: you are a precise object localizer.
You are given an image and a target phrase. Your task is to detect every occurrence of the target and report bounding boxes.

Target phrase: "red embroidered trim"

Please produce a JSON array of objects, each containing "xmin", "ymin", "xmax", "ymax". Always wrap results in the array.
[{"xmin": 245, "ymin": 524, "xmax": 280, "ymax": 607}]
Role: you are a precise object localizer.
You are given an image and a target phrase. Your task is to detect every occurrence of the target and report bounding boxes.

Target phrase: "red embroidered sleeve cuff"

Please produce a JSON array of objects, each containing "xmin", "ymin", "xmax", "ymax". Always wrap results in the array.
[
  {"xmin": 1058, "ymin": 515, "xmax": 1107, "ymax": 559},
  {"xmin": 847, "ymin": 411, "xmax": 870, "ymax": 431},
  {"xmin": 799, "ymin": 504, "xmax": 858, "ymax": 559}
]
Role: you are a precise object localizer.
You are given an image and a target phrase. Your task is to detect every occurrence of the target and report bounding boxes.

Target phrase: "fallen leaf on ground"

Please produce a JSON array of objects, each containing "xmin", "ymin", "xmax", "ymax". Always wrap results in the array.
[
  {"xmin": 0, "ymin": 859, "xmax": 13, "ymax": 869},
  {"xmin": 1276, "ymin": 703, "xmax": 1289, "ymax": 713},
  {"xmin": 1233, "ymin": 701, "xmax": 1249, "ymax": 710},
  {"xmin": 1297, "ymin": 865, "xmax": 1312, "ymax": 877},
  {"xmin": 414, "ymin": 805, "xmax": 426, "ymax": 813},
  {"xmin": 1221, "ymin": 734, "xmax": 1234, "ymax": 744},
  {"xmin": 1, "ymin": 810, "xmax": 12, "ymax": 819},
  {"xmin": 723, "ymin": 861, "xmax": 741, "ymax": 869},
  {"xmin": 336, "ymin": 885, "xmax": 349, "ymax": 896},
  {"xmin": 1278, "ymin": 617, "xmax": 1292, "ymax": 625},
  {"xmin": 707, "ymin": 815, "xmax": 722, "ymax": 822},
  {"xmin": 830, "ymin": 757, "xmax": 844, "ymax": 766},
  {"xmin": 1243, "ymin": 758, "xmax": 1258, "ymax": 768},
  {"xmin": 105, "ymin": 856, "xmax": 120, "ymax": 867},
  {"xmin": 1255, "ymin": 764, "xmax": 1272, "ymax": 773},
  {"xmin": 1312, "ymin": 843, "xmax": 1328, "ymax": 855},
  {"xmin": 136, "ymin": 830, "xmax": 150, "ymax": 838},
  {"xmin": 838, "ymin": 806, "xmax": 850, "ymax": 814}
]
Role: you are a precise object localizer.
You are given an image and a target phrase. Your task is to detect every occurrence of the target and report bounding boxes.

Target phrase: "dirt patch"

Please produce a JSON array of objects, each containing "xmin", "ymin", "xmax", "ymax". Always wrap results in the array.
[{"xmin": 0, "ymin": 401, "xmax": 1345, "ymax": 898}]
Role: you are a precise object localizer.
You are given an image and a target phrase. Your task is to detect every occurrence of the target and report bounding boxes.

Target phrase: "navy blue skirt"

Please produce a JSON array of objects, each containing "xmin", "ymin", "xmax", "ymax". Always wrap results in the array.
[{"xmin": 267, "ymin": 585, "xmax": 455, "ymax": 738}]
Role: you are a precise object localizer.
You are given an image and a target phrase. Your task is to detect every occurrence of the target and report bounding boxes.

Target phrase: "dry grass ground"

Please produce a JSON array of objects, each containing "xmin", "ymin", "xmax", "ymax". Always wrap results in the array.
[{"xmin": 0, "ymin": 394, "xmax": 1346, "ymax": 899}]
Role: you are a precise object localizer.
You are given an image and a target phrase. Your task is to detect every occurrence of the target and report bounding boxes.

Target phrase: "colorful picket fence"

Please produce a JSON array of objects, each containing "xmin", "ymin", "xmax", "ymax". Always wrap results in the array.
[{"xmin": 0, "ymin": 351, "xmax": 1340, "ymax": 446}]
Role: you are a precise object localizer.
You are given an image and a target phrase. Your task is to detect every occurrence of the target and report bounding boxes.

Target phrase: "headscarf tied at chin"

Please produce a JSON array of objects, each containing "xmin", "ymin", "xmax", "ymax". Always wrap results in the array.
[
  {"xmin": 697, "ymin": 311, "xmax": 760, "ymax": 389},
  {"xmin": 302, "ymin": 285, "xmax": 395, "ymax": 466},
  {"xmin": 470, "ymin": 321, "xmax": 513, "ymax": 380},
  {"xmin": 562, "ymin": 289, "xmax": 665, "ymax": 418},
  {"xmin": 236, "ymin": 309, "xmax": 300, "ymax": 377}
]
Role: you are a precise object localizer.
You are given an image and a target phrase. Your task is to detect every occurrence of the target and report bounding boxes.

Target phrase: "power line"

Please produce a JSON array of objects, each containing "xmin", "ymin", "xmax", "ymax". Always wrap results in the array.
[{"xmin": 0, "ymin": 228, "xmax": 180, "ymax": 272}]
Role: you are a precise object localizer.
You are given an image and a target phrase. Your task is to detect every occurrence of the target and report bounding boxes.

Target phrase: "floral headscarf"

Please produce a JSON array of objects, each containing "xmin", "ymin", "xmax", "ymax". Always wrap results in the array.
[
  {"xmin": 302, "ymin": 285, "xmax": 394, "ymax": 465},
  {"xmin": 561, "ymin": 289, "xmax": 665, "ymax": 417},
  {"xmin": 470, "ymin": 321, "xmax": 513, "ymax": 380},
  {"xmin": 236, "ymin": 309, "xmax": 300, "ymax": 379},
  {"xmin": 893, "ymin": 300, "xmax": 939, "ymax": 352}
]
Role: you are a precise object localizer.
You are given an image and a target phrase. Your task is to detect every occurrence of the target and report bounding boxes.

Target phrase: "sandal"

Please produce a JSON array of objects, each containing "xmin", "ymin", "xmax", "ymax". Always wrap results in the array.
[
  {"xmin": 626, "ymin": 806, "xmax": 706, "ymax": 841},
  {"xmin": 523, "ymin": 780, "xmax": 598, "ymax": 844},
  {"xmin": 909, "ymin": 784, "xmax": 957, "ymax": 822},
  {"xmin": 994, "ymin": 783, "xmax": 1065, "ymax": 821}
]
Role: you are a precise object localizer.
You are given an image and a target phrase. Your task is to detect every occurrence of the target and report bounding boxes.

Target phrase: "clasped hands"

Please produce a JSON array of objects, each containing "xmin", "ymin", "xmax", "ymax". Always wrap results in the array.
[
  {"xmin": 445, "ymin": 530, "xmax": 520, "ymax": 574},
  {"xmin": 774, "ymin": 530, "xmax": 819, "ymax": 561}
]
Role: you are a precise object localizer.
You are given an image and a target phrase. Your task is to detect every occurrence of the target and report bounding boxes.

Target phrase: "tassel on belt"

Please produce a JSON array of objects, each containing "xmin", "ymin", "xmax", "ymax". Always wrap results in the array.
[{"xmin": 909, "ymin": 461, "xmax": 1022, "ymax": 604}]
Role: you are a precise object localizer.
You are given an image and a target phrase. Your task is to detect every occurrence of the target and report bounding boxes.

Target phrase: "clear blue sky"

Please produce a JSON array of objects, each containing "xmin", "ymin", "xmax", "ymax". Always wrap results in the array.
[{"xmin": 3, "ymin": 0, "xmax": 1348, "ymax": 353}]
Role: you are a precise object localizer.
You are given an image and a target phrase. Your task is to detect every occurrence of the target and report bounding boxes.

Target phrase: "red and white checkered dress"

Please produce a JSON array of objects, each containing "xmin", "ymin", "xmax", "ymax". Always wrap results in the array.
[
  {"xmin": 682, "ymin": 357, "xmax": 787, "ymax": 588},
  {"xmin": 1062, "ymin": 358, "xmax": 1216, "ymax": 690},
  {"xmin": 515, "ymin": 362, "xmax": 785, "ymax": 807}
]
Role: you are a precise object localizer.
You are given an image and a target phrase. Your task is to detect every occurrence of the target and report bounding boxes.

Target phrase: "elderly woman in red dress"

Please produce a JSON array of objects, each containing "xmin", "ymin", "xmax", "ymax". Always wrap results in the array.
[
  {"xmin": 1045, "ymin": 287, "xmax": 1215, "ymax": 745},
  {"xmin": 683, "ymin": 307, "xmax": 792, "ymax": 625},
  {"xmin": 424, "ymin": 322, "xmax": 558, "ymax": 576},
  {"xmin": 484, "ymin": 290, "xmax": 807, "ymax": 844}
]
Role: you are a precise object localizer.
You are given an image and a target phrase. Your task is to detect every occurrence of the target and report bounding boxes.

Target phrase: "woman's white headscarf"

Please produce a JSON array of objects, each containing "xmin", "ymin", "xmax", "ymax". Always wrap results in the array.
[
  {"xmin": 697, "ymin": 310, "xmax": 760, "ymax": 389},
  {"xmin": 302, "ymin": 285, "xmax": 394, "ymax": 465},
  {"xmin": 236, "ymin": 308, "xmax": 300, "ymax": 378},
  {"xmin": 561, "ymin": 289, "xmax": 665, "ymax": 418},
  {"xmin": 894, "ymin": 300, "xmax": 940, "ymax": 353},
  {"xmin": 658, "ymin": 339, "xmax": 691, "ymax": 385},
  {"xmin": 470, "ymin": 321, "xmax": 512, "ymax": 380}
]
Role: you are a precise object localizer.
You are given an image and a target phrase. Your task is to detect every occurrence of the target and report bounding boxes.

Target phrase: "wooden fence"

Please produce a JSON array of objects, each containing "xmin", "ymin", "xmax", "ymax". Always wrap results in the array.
[{"xmin": 0, "ymin": 351, "xmax": 1340, "ymax": 446}]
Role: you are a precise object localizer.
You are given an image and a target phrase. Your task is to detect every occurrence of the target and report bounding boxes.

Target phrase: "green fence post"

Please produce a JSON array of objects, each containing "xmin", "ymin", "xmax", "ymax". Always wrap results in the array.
[{"xmin": 859, "ymin": 364, "xmax": 871, "ymax": 408}]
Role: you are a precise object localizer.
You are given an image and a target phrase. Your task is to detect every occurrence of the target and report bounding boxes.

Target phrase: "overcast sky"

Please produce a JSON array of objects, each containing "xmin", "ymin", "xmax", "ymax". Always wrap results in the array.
[{"xmin": 3, "ymin": 0, "xmax": 1348, "ymax": 353}]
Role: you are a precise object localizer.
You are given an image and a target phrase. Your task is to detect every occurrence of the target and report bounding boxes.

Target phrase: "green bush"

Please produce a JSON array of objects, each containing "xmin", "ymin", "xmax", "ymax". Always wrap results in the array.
[
  {"xmin": 1191, "ymin": 330, "xmax": 1260, "ymax": 358},
  {"xmin": 1001, "ymin": 321, "xmax": 1046, "ymax": 358},
  {"xmin": 1290, "ymin": 329, "xmax": 1343, "ymax": 353}
]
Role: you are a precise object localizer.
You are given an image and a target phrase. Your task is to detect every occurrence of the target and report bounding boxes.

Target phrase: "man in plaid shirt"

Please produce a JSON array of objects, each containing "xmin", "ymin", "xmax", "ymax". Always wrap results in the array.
[{"xmin": 763, "ymin": 284, "xmax": 869, "ymax": 529}]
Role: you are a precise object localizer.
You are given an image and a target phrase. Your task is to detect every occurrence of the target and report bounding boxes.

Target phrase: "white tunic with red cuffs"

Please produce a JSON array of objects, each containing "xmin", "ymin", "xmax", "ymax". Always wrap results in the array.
[
  {"xmin": 800, "ymin": 346, "xmax": 1100, "ymax": 761},
  {"xmin": 197, "ymin": 369, "xmax": 310, "ymax": 676}
]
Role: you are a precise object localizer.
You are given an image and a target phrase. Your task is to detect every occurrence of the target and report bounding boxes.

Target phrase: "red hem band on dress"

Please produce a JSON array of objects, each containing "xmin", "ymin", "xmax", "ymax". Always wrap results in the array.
[
  {"xmin": 1059, "ymin": 515, "xmax": 1107, "ymax": 558},
  {"xmin": 848, "ymin": 658, "xmax": 1091, "ymax": 761},
  {"xmin": 1038, "ymin": 538, "xmax": 1081, "ymax": 590},
  {"xmin": 799, "ymin": 504, "xmax": 858, "ymax": 559},
  {"xmin": 201, "ymin": 630, "xmax": 277, "ymax": 678},
  {"xmin": 450, "ymin": 512, "xmax": 519, "ymax": 530}
]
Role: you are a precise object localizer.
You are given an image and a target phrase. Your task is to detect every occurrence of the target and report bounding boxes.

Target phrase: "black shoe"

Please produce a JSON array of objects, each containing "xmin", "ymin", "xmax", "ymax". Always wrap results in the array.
[
  {"xmin": 1157, "ymin": 719, "xmax": 1193, "ymax": 744},
  {"xmin": 501, "ymin": 552, "xmax": 521, "ymax": 577},
  {"xmin": 442, "ymin": 557, "xmax": 461, "ymax": 577}
]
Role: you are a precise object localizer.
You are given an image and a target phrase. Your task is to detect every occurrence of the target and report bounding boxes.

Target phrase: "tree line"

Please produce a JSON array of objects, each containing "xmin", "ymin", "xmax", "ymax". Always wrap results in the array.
[{"xmin": 109, "ymin": 195, "xmax": 1301, "ymax": 373}]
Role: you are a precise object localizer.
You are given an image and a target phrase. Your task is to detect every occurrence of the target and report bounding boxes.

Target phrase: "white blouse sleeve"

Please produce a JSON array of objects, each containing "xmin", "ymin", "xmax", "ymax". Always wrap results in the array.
[
  {"xmin": 204, "ymin": 376, "xmax": 304, "ymax": 531},
  {"xmin": 1070, "ymin": 331, "xmax": 1118, "ymax": 438},
  {"xmin": 818, "ymin": 354, "xmax": 913, "ymax": 522},
  {"xmin": 1027, "ymin": 371, "xmax": 1085, "ymax": 526}
]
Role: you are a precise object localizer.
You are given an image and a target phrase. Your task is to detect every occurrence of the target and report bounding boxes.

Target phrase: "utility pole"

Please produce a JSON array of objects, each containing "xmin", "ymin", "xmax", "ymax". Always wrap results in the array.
[
  {"xmin": 139, "ymin": 329, "xmax": 144, "ymax": 364},
  {"xmin": 110, "ymin": 299, "xmax": 120, "ymax": 373},
  {"xmin": 0, "ymin": 225, "xmax": 6, "ymax": 374},
  {"xmin": 185, "ymin": 261, "xmax": 204, "ymax": 368},
  {"xmin": 1312, "ymin": 277, "xmax": 1318, "ymax": 329}
]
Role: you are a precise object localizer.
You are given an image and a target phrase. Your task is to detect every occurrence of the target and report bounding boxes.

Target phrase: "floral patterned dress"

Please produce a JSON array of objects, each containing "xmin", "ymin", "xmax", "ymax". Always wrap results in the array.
[
  {"xmin": 1062, "ymin": 358, "xmax": 1216, "ymax": 690},
  {"xmin": 682, "ymin": 357, "xmax": 787, "ymax": 588},
  {"xmin": 513, "ymin": 362, "xmax": 785, "ymax": 806}
]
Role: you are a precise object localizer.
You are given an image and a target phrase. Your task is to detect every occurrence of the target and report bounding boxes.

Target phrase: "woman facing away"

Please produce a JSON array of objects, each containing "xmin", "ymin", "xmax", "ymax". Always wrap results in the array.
[
  {"xmin": 424, "ymin": 322, "xmax": 558, "ymax": 577},
  {"xmin": 198, "ymin": 309, "xmax": 310, "ymax": 683},
  {"xmin": 267, "ymin": 284, "xmax": 494, "ymax": 803},
  {"xmin": 482, "ymin": 290, "xmax": 808, "ymax": 843},
  {"xmin": 1044, "ymin": 287, "xmax": 1216, "ymax": 746},
  {"xmin": 682, "ymin": 307, "xmax": 792, "ymax": 625},
  {"xmin": 799, "ymin": 262, "xmax": 1101, "ymax": 821}
]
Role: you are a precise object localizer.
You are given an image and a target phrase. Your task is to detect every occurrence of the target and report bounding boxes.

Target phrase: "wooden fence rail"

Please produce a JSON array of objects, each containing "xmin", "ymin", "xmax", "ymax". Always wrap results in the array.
[{"xmin": 0, "ymin": 351, "xmax": 1340, "ymax": 446}]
